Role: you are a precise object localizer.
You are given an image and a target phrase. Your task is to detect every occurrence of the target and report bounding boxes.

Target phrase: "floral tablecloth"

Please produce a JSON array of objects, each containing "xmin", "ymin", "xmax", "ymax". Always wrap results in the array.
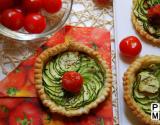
[
  {"xmin": 0, "ymin": 26, "xmax": 113, "ymax": 125},
  {"xmin": 0, "ymin": 0, "xmax": 118, "ymax": 124}
]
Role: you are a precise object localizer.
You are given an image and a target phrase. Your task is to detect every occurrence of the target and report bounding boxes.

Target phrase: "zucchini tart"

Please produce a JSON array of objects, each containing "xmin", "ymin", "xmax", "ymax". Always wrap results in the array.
[
  {"xmin": 34, "ymin": 41, "xmax": 112, "ymax": 117},
  {"xmin": 124, "ymin": 56, "xmax": 160, "ymax": 124},
  {"xmin": 132, "ymin": 0, "xmax": 160, "ymax": 45}
]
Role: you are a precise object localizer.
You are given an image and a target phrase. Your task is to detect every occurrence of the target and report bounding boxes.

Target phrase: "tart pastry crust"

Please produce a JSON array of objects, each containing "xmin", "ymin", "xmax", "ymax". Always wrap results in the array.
[
  {"xmin": 34, "ymin": 39, "xmax": 112, "ymax": 117},
  {"xmin": 124, "ymin": 55, "xmax": 160, "ymax": 125},
  {"xmin": 132, "ymin": 0, "xmax": 160, "ymax": 46}
]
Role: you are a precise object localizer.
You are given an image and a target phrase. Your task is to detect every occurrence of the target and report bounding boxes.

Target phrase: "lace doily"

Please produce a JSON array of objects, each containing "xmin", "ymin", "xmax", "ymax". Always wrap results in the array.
[{"xmin": 0, "ymin": 0, "xmax": 118, "ymax": 124}]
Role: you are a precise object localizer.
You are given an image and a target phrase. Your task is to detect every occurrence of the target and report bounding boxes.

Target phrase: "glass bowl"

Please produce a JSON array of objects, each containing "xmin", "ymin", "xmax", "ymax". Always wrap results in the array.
[{"xmin": 0, "ymin": 0, "xmax": 73, "ymax": 41}]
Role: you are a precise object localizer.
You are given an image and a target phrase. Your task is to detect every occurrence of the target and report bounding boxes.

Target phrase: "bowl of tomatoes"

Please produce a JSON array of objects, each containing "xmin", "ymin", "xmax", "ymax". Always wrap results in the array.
[{"xmin": 0, "ymin": 0, "xmax": 73, "ymax": 40}]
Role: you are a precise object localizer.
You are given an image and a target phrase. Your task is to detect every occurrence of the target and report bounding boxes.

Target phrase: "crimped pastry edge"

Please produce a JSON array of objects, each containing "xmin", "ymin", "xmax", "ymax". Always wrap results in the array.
[
  {"xmin": 132, "ymin": 0, "xmax": 160, "ymax": 46},
  {"xmin": 34, "ymin": 40, "xmax": 112, "ymax": 117},
  {"xmin": 124, "ymin": 55, "xmax": 160, "ymax": 125}
]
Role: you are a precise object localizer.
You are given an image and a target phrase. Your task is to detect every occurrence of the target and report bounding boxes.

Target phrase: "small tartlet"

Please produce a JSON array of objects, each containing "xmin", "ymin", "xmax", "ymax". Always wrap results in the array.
[
  {"xmin": 124, "ymin": 55, "xmax": 160, "ymax": 125},
  {"xmin": 34, "ymin": 40, "xmax": 112, "ymax": 117},
  {"xmin": 132, "ymin": 0, "xmax": 160, "ymax": 46}
]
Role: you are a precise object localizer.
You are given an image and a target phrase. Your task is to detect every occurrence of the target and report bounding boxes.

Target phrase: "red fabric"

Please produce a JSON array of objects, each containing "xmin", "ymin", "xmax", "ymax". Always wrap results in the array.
[{"xmin": 0, "ymin": 26, "xmax": 113, "ymax": 125}]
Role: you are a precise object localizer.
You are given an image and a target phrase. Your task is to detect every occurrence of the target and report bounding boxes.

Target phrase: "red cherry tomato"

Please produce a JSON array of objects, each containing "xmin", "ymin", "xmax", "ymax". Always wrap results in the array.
[
  {"xmin": 147, "ymin": 4, "xmax": 160, "ymax": 25},
  {"xmin": 14, "ymin": 0, "xmax": 23, "ymax": 6},
  {"xmin": 23, "ymin": 0, "xmax": 43, "ymax": 12},
  {"xmin": 148, "ymin": 4, "xmax": 160, "ymax": 17},
  {"xmin": 43, "ymin": 0, "xmax": 62, "ymax": 13},
  {"xmin": 119, "ymin": 36, "xmax": 142, "ymax": 57},
  {"xmin": 1, "ymin": 9, "xmax": 24, "ymax": 30},
  {"xmin": 24, "ymin": 13, "xmax": 46, "ymax": 33},
  {"xmin": 14, "ymin": 6, "xmax": 27, "ymax": 15},
  {"xmin": 0, "ymin": 0, "xmax": 13, "ymax": 11},
  {"xmin": 62, "ymin": 71, "xmax": 83, "ymax": 93},
  {"xmin": 9, "ymin": 102, "xmax": 42, "ymax": 125},
  {"xmin": 14, "ymin": 8, "xmax": 23, "ymax": 13}
]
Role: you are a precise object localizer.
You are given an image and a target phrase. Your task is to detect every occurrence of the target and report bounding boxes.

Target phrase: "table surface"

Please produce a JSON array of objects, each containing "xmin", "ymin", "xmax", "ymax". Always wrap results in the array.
[
  {"xmin": 114, "ymin": 0, "xmax": 160, "ymax": 124},
  {"xmin": 0, "ymin": 0, "xmax": 118, "ymax": 124}
]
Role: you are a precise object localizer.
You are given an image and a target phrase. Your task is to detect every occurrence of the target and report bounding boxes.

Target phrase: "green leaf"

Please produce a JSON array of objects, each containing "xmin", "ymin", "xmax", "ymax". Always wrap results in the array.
[
  {"xmin": 7, "ymin": 87, "xmax": 18, "ymax": 96},
  {"xmin": 99, "ymin": 118, "xmax": 105, "ymax": 125},
  {"xmin": 17, "ymin": 113, "xmax": 33, "ymax": 125},
  {"xmin": 96, "ymin": 117, "xmax": 105, "ymax": 125},
  {"xmin": 44, "ymin": 114, "xmax": 52, "ymax": 123},
  {"xmin": 91, "ymin": 42, "xmax": 98, "ymax": 50},
  {"xmin": 15, "ymin": 69, "xmax": 20, "ymax": 73},
  {"xmin": 0, "ymin": 105, "xmax": 9, "ymax": 112}
]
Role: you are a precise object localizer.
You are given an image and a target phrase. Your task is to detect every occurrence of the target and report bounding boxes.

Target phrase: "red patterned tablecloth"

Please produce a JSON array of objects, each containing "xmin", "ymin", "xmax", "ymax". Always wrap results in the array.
[{"xmin": 0, "ymin": 26, "xmax": 113, "ymax": 125}]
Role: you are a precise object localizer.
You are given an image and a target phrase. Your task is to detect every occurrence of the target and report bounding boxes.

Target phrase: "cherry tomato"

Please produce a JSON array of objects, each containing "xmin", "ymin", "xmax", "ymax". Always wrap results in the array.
[
  {"xmin": 119, "ymin": 36, "xmax": 142, "ymax": 57},
  {"xmin": 62, "ymin": 71, "xmax": 83, "ymax": 93},
  {"xmin": 24, "ymin": 13, "xmax": 46, "ymax": 33},
  {"xmin": 14, "ymin": 7, "xmax": 23, "ymax": 13},
  {"xmin": 14, "ymin": 6, "xmax": 27, "ymax": 15},
  {"xmin": 23, "ymin": 0, "xmax": 43, "ymax": 12},
  {"xmin": 148, "ymin": 4, "xmax": 160, "ymax": 17},
  {"xmin": 147, "ymin": 4, "xmax": 160, "ymax": 25},
  {"xmin": 14, "ymin": 0, "xmax": 23, "ymax": 6},
  {"xmin": 9, "ymin": 102, "xmax": 42, "ymax": 125},
  {"xmin": 1, "ymin": 9, "xmax": 24, "ymax": 30},
  {"xmin": 0, "ymin": 0, "xmax": 13, "ymax": 11},
  {"xmin": 43, "ymin": 0, "xmax": 62, "ymax": 13}
]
